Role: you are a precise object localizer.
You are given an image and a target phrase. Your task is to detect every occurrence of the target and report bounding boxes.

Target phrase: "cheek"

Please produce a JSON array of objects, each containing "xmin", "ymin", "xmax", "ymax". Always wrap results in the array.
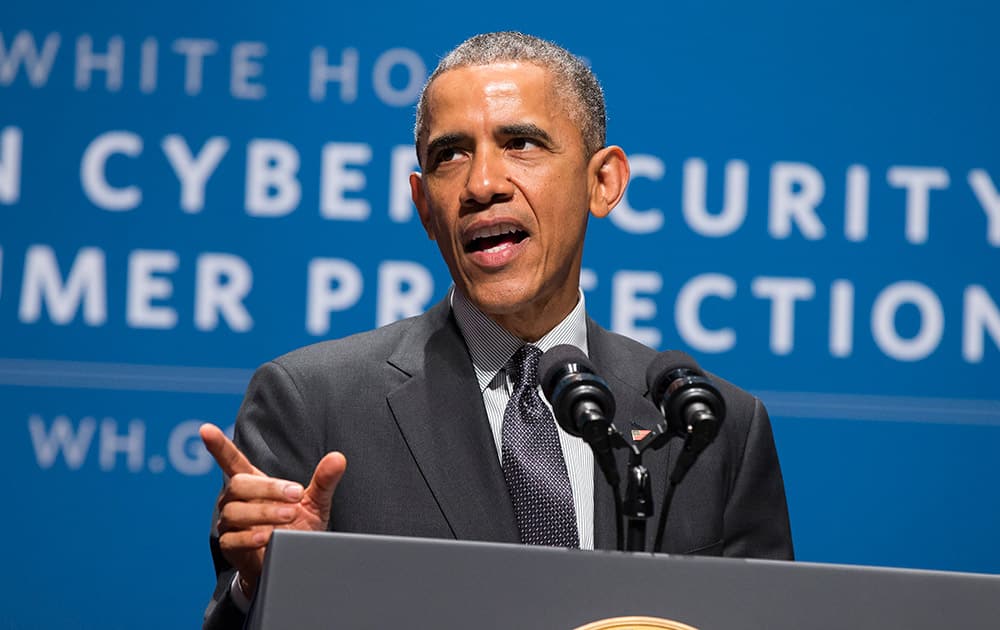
[
  {"xmin": 519, "ymin": 160, "xmax": 587, "ymax": 199},
  {"xmin": 510, "ymin": 164, "xmax": 568, "ymax": 214},
  {"xmin": 428, "ymin": 213, "xmax": 464, "ymax": 254},
  {"xmin": 421, "ymin": 186, "xmax": 460, "ymax": 236},
  {"xmin": 531, "ymin": 174, "xmax": 590, "ymax": 229}
]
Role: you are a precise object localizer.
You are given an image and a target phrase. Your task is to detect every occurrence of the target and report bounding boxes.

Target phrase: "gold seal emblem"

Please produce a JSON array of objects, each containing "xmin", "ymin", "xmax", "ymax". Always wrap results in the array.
[{"xmin": 574, "ymin": 615, "xmax": 700, "ymax": 630}]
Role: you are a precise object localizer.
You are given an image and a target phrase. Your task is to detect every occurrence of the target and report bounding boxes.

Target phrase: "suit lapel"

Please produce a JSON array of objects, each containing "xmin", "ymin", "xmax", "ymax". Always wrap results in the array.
[
  {"xmin": 587, "ymin": 321, "xmax": 671, "ymax": 551},
  {"xmin": 385, "ymin": 302, "xmax": 520, "ymax": 544}
]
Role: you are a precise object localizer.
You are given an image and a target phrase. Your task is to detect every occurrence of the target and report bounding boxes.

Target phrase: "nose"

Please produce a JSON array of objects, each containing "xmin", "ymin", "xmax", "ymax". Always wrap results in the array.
[{"xmin": 461, "ymin": 147, "xmax": 514, "ymax": 207}]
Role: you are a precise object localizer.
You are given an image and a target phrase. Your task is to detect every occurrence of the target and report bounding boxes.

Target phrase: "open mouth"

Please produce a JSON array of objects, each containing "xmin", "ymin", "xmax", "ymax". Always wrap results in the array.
[{"xmin": 463, "ymin": 222, "xmax": 529, "ymax": 254}]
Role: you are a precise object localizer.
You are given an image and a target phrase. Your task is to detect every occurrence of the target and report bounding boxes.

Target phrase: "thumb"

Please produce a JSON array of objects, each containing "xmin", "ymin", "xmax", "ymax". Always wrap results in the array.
[{"xmin": 302, "ymin": 451, "xmax": 347, "ymax": 520}]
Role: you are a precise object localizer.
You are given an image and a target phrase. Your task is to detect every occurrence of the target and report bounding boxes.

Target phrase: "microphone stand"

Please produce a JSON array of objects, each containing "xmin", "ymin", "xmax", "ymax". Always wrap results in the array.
[
  {"xmin": 600, "ymin": 422, "xmax": 703, "ymax": 553},
  {"xmin": 622, "ymin": 445, "xmax": 652, "ymax": 552},
  {"xmin": 552, "ymin": 377, "xmax": 703, "ymax": 553},
  {"xmin": 614, "ymin": 423, "xmax": 672, "ymax": 551},
  {"xmin": 581, "ymin": 422, "xmax": 654, "ymax": 553}
]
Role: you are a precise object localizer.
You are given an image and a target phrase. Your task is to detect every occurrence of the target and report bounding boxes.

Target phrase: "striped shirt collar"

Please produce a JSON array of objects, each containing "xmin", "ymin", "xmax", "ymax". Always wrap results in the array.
[{"xmin": 450, "ymin": 287, "xmax": 590, "ymax": 392}]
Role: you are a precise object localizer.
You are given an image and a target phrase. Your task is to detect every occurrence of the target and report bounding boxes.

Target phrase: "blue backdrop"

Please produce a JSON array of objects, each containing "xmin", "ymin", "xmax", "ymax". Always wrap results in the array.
[{"xmin": 2, "ymin": 1, "xmax": 998, "ymax": 627}]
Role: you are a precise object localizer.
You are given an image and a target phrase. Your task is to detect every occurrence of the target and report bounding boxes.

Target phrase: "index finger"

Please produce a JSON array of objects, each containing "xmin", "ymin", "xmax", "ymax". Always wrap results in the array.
[{"xmin": 200, "ymin": 423, "xmax": 259, "ymax": 477}]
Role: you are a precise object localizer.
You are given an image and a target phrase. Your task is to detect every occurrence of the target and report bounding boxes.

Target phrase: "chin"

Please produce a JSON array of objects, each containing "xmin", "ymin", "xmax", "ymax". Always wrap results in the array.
[{"xmin": 464, "ymin": 284, "xmax": 534, "ymax": 316}]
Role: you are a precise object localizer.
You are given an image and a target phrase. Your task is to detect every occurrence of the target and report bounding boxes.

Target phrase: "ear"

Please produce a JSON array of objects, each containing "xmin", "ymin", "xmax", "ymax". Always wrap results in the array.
[
  {"xmin": 409, "ymin": 172, "xmax": 436, "ymax": 240},
  {"xmin": 587, "ymin": 146, "xmax": 630, "ymax": 219}
]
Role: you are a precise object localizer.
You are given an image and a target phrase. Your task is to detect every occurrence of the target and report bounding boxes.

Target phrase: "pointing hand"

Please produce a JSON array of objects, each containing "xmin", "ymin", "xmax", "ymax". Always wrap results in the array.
[{"xmin": 200, "ymin": 423, "xmax": 347, "ymax": 594}]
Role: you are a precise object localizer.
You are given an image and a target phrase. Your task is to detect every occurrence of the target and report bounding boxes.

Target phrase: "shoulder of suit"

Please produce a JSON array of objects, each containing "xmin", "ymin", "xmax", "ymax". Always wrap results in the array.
[
  {"xmin": 273, "ymin": 320, "xmax": 408, "ymax": 366},
  {"xmin": 265, "ymin": 300, "xmax": 449, "ymax": 377}
]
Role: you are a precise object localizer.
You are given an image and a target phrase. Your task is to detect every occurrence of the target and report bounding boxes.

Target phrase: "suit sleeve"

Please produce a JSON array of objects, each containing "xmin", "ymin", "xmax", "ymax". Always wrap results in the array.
[
  {"xmin": 203, "ymin": 360, "xmax": 325, "ymax": 630},
  {"xmin": 722, "ymin": 396, "xmax": 795, "ymax": 560}
]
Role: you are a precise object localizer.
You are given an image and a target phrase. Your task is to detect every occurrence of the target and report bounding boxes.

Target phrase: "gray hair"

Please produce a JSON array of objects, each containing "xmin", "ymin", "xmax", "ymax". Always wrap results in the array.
[{"xmin": 413, "ymin": 31, "xmax": 607, "ymax": 165}]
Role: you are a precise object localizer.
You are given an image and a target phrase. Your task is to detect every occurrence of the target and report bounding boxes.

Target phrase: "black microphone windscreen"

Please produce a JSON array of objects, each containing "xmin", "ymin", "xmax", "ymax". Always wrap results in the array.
[
  {"xmin": 539, "ymin": 344, "xmax": 593, "ymax": 397},
  {"xmin": 645, "ymin": 350, "xmax": 702, "ymax": 394}
]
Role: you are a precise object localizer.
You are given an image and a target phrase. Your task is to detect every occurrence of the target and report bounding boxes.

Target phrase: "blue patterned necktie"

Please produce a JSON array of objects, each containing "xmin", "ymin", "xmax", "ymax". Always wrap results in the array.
[{"xmin": 501, "ymin": 344, "xmax": 580, "ymax": 548}]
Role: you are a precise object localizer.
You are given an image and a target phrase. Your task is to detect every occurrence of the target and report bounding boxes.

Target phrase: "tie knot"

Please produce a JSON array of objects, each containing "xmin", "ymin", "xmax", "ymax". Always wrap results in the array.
[{"xmin": 508, "ymin": 344, "xmax": 543, "ymax": 390}]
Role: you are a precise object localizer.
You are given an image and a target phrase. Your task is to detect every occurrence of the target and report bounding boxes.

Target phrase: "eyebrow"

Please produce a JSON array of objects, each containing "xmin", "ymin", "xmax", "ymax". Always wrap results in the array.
[
  {"xmin": 425, "ymin": 132, "xmax": 469, "ymax": 162},
  {"xmin": 497, "ymin": 123, "xmax": 553, "ymax": 145}
]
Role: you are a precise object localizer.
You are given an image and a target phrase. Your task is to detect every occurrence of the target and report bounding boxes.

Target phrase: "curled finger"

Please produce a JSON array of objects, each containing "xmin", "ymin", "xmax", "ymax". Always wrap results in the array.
[
  {"xmin": 218, "ymin": 525, "xmax": 273, "ymax": 552},
  {"xmin": 219, "ymin": 500, "xmax": 297, "ymax": 532},
  {"xmin": 224, "ymin": 473, "xmax": 304, "ymax": 504}
]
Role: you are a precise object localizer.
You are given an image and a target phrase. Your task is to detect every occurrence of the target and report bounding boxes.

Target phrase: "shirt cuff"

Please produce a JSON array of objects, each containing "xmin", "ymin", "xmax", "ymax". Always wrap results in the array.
[{"xmin": 229, "ymin": 572, "xmax": 253, "ymax": 614}]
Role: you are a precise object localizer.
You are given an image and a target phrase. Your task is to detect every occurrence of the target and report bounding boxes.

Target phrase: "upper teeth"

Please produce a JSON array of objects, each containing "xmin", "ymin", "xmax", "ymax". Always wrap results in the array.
[{"xmin": 469, "ymin": 223, "xmax": 519, "ymax": 241}]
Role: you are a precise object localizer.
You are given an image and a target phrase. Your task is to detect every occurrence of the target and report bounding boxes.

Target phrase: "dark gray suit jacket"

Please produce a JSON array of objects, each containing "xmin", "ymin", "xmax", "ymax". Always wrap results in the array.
[{"xmin": 204, "ymin": 300, "xmax": 793, "ymax": 629}]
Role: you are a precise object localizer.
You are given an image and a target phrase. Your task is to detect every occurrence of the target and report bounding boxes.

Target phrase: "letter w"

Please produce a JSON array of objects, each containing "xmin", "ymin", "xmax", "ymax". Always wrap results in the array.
[
  {"xmin": 0, "ymin": 31, "xmax": 60, "ymax": 86},
  {"xmin": 28, "ymin": 415, "xmax": 96, "ymax": 469}
]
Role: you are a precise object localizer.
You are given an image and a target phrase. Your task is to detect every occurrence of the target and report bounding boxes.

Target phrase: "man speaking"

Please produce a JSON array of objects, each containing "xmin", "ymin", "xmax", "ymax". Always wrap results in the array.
[{"xmin": 200, "ymin": 31, "xmax": 793, "ymax": 629}]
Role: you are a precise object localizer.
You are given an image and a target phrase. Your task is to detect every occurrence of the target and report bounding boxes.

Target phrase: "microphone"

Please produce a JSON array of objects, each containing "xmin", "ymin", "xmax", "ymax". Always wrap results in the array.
[
  {"xmin": 645, "ymin": 350, "xmax": 726, "ymax": 482},
  {"xmin": 539, "ymin": 344, "xmax": 621, "ymax": 486},
  {"xmin": 646, "ymin": 351, "xmax": 727, "ymax": 553}
]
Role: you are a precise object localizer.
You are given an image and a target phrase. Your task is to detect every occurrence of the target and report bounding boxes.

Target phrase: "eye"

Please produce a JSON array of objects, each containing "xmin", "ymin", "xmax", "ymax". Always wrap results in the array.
[
  {"xmin": 433, "ymin": 147, "xmax": 460, "ymax": 165},
  {"xmin": 508, "ymin": 137, "xmax": 540, "ymax": 151}
]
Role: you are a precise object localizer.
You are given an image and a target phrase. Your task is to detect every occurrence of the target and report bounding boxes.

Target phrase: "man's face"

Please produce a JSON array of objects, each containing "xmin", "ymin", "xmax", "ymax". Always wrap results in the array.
[{"xmin": 411, "ymin": 62, "xmax": 614, "ymax": 338}]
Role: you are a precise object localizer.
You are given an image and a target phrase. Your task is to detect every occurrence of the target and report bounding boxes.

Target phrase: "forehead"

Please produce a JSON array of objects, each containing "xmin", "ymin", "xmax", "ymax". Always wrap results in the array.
[{"xmin": 422, "ymin": 62, "xmax": 571, "ymax": 133}]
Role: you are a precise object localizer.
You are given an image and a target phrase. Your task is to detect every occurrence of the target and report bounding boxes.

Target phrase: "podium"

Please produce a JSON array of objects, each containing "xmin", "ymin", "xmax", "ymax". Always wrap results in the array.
[{"xmin": 247, "ymin": 530, "xmax": 1000, "ymax": 629}]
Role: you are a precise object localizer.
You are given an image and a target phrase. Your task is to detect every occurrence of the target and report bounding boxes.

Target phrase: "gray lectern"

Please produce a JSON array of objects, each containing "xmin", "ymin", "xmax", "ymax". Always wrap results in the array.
[{"xmin": 247, "ymin": 530, "xmax": 1000, "ymax": 629}]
